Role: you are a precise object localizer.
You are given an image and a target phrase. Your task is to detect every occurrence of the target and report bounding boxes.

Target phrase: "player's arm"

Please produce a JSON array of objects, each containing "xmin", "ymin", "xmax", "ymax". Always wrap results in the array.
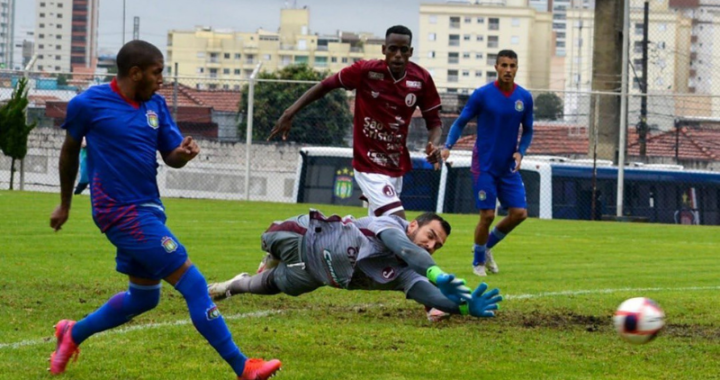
[
  {"xmin": 407, "ymin": 281, "xmax": 503, "ymax": 317},
  {"xmin": 161, "ymin": 136, "xmax": 200, "ymax": 168},
  {"xmin": 514, "ymin": 93, "xmax": 534, "ymax": 172},
  {"xmin": 441, "ymin": 90, "xmax": 482, "ymax": 160},
  {"xmin": 50, "ymin": 132, "xmax": 83, "ymax": 231},
  {"xmin": 419, "ymin": 75, "xmax": 444, "ymax": 167},
  {"xmin": 378, "ymin": 228, "xmax": 470, "ymax": 303}
]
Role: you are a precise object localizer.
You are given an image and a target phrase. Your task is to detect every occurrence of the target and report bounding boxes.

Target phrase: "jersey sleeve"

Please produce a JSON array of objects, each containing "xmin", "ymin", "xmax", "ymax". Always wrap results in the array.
[
  {"xmin": 156, "ymin": 97, "xmax": 184, "ymax": 154},
  {"xmin": 333, "ymin": 60, "xmax": 366, "ymax": 91},
  {"xmin": 418, "ymin": 72, "xmax": 442, "ymax": 114},
  {"xmin": 366, "ymin": 215, "xmax": 407, "ymax": 236},
  {"xmin": 61, "ymin": 95, "xmax": 91, "ymax": 141}
]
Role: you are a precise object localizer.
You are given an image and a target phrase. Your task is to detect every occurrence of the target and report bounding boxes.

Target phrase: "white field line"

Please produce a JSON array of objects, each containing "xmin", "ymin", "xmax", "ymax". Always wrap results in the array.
[
  {"xmin": 3, "ymin": 286, "xmax": 719, "ymax": 350},
  {"xmin": 0, "ymin": 310, "xmax": 280, "ymax": 350}
]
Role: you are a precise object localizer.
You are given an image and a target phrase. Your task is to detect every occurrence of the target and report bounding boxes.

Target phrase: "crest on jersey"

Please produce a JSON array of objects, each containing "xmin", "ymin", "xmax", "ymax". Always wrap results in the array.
[
  {"xmin": 478, "ymin": 190, "xmax": 487, "ymax": 201},
  {"xmin": 382, "ymin": 267, "xmax": 396, "ymax": 279},
  {"xmin": 146, "ymin": 110, "xmax": 159, "ymax": 129},
  {"xmin": 515, "ymin": 100, "xmax": 524, "ymax": 112},
  {"xmin": 371, "ymin": 91, "xmax": 380, "ymax": 98},
  {"xmin": 205, "ymin": 305, "xmax": 221, "ymax": 320},
  {"xmin": 405, "ymin": 93, "xmax": 417, "ymax": 107},
  {"xmin": 161, "ymin": 236, "xmax": 178, "ymax": 253},
  {"xmin": 333, "ymin": 167, "xmax": 354, "ymax": 200},
  {"xmin": 406, "ymin": 80, "xmax": 422, "ymax": 89}
]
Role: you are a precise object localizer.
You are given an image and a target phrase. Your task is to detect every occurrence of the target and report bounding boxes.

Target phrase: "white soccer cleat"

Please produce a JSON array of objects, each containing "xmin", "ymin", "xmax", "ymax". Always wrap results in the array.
[
  {"xmin": 207, "ymin": 273, "xmax": 249, "ymax": 301},
  {"xmin": 485, "ymin": 249, "xmax": 499, "ymax": 274},
  {"xmin": 426, "ymin": 308, "xmax": 451, "ymax": 322},
  {"xmin": 473, "ymin": 264, "xmax": 487, "ymax": 277}
]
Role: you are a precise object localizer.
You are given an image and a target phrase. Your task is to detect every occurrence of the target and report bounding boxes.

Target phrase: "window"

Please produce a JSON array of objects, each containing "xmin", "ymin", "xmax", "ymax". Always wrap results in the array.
[
  {"xmin": 57, "ymin": 2, "xmax": 62, "ymax": 7},
  {"xmin": 487, "ymin": 54, "xmax": 497, "ymax": 65},
  {"xmin": 209, "ymin": 68, "xmax": 218, "ymax": 78},
  {"xmin": 429, "ymin": 15, "xmax": 437, "ymax": 24},
  {"xmin": 315, "ymin": 56, "xmax": 327, "ymax": 67},
  {"xmin": 57, "ymin": 13, "xmax": 62, "ymax": 19},
  {"xmin": 263, "ymin": 54, "xmax": 271, "ymax": 61},
  {"xmin": 342, "ymin": 57, "xmax": 348, "ymax": 63},
  {"xmin": 512, "ymin": 18, "xmax": 520, "ymax": 26},
  {"xmin": 463, "ymin": 34, "xmax": 471, "ymax": 41},
  {"xmin": 224, "ymin": 53, "xmax": 230, "ymax": 59},
  {"xmin": 223, "ymin": 84, "xmax": 229, "ymax": 90},
  {"xmin": 557, "ymin": 41, "xmax": 565, "ymax": 47},
  {"xmin": 635, "ymin": 23, "xmax": 644, "ymax": 35},
  {"xmin": 56, "ymin": 45, "xmax": 61, "ymax": 50},
  {"xmin": 447, "ymin": 69, "xmax": 459, "ymax": 82},
  {"xmin": 464, "ymin": 17, "xmax": 472, "ymax": 23},
  {"xmin": 488, "ymin": 36, "xmax": 499, "ymax": 48},
  {"xmin": 197, "ymin": 67, "xmax": 204, "ymax": 74},
  {"xmin": 476, "ymin": 35, "xmax": 484, "ymax": 42},
  {"xmin": 428, "ymin": 51, "xmax": 435, "ymax": 58},
  {"xmin": 511, "ymin": 36, "xmax": 519, "ymax": 45},
  {"xmin": 475, "ymin": 71, "xmax": 482, "ymax": 77},
  {"xmin": 486, "ymin": 71, "xmax": 497, "ymax": 82},
  {"xmin": 633, "ymin": 58, "xmax": 644, "ymax": 73},
  {"xmin": 475, "ymin": 52, "xmax": 483, "ymax": 59},
  {"xmin": 39, "ymin": 44, "xmax": 44, "ymax": 49},
  {"xmin": 234, "ymin": 69, "xmax": 241, "ymax": 75},
  {"xmin": 656, "ymin": 41, "xmax": 666, "ymax": 49},
  {"xmin": 39, "ymin": 23, "xmax": 45, "ymax": 28},
  {"xmin": 557, "ymin": 32, "xmax": 566, "ymax": 39},
  {"xmin": 297, "ymin": 39, "xmax": 307, "ymax": 50},
  {"xmin": 657, "ymin": 23, "xmax": 666, "ymax": 32},
  {"xmin": 428, "ymin": 33, "xmax": 436, "ymax": 41},
  {"xmin": 234, "ymin": 53, "xmax": 241, "ymax": 59},
  {"xmin": 634, "ymin": 41, "xmax": 643, "ymax": 54},
  {"xmin": 234, "ymin": 85, "xmax": 241, "ymax": 91},
  {"xmin": 56, "ymin": 24, "xmax": 61, "ymax": 29},
  {"xmin": 294, "ymin": 55, "xmax": 309, "ymax": 63},
  {"xmin": 40, "ymin": 13, "xmax": 45, "ymax": 17},
  {"xmin": 39, "ymin": 33, "xmax": 45, "ymax": 39},
  {"xmin": 448, "ymin": 52, "xmax": 459, "ymax": 64},
  {"xmin": 40, "ymin": 2, "xmax": 46, "ymax": 6},
  {"xmin": 331, "ymin": 57, "xmax": 337, "ymax": 63},
  {"xmin": 223, "ymin": 68, "xmax": 230, "ymax": 74},
  {"xmin": 55, "ymin": 66, "xmax": 61, "ymax": 71},
  {"xmin": 56, "ymin": 35, "xmax": 61, "ymax": 39},
  {"xmin": 489, "ymin": 18, "xmax": 499, "ymax": 30},
  {"xmin": 55, "ymin": 55, "xmax": 61, "ymax": 60},
  {"xmin": 209, "ymin": 52, "xmax": 219, "ymax": 63},
  {"xmin": 449, "ymin": 34, "xmax": 460, "ymax": 46},
  {"xmin": 462, "ymin": 70, "xmax": 470, "ymax": 77},
  {"xmin": 450, "ymin": 16, "xmax": 460, "ymax": 29},
  {"xmin": 463, "ymin": 52, "xmax": 470, "ymax": 59},
  {"xmin": 477, "ymin": 17, "xmax": 484, "ymax": 23}
]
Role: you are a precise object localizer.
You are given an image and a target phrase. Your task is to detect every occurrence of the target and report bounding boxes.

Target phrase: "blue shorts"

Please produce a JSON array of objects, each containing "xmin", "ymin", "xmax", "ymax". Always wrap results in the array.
[
  {"xmin": 104, "ymin": 206, "xmax": 188, "ymax": 280},
  {"xmin": 472, "ymin": 171, "xmax": 527, "ymax": 210}
]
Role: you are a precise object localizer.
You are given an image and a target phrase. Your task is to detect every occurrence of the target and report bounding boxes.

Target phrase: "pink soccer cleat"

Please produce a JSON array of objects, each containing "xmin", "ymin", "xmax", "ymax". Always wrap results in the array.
[
  {"xmin": 49, "ymin": 319, "xmax": 80, "ymax": 375},
  {"xmin": 239, "ymin": 358, "xmax": 282, "ymax": 380}
]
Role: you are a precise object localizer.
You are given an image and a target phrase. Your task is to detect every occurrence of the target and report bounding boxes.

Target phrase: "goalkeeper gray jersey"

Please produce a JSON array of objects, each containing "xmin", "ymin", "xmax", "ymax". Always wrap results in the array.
[{"xmin": 302, "ymin": 211, "xmax": 426, "ymax": 293}]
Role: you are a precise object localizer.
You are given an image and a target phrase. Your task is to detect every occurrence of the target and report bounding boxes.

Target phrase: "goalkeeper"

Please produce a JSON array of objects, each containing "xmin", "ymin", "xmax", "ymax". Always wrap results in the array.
[{"xmin": 208, "ymin": 210, "xmax": 502, "ymax": 318}]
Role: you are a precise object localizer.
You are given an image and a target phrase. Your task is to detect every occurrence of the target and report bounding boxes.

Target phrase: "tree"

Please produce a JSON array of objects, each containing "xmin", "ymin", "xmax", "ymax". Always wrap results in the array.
[
  {"xmin": 534, "ymin": 92, "xmax": 564, "ymax": 121},
  {"xmin": 0, "ymin": 77, "xmax": 38, "ymax": 190},
  {"xmin": 56, "ymin": 74, "xmax": 69, "ymax": 86},
  {"xmin": 239, "ymin": 64, "xmax": 352, "ymax": 146}
]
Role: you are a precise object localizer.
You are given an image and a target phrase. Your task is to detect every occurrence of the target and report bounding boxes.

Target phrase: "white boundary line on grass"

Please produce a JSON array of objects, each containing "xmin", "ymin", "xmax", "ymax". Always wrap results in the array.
[
  {"xmin": 3, "ymin": 286, "xmax": 719, "ymax": 350},
  {"xmin": 0, "ymin": 310, "xmax": 280, "ymax": 350}
]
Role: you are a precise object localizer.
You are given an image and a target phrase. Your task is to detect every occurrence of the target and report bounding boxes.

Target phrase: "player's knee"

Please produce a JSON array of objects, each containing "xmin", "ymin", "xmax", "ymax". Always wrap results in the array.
[
  {"xmin": 511, "ymin": 209, "xmax": 528, "ymax": 223},
  {"xmin": 479, "ymin": 211, "xmax": 495, "ymax": 225},
  {"xmin": 126, "ymin": 285, "xmax": 161, "ymax": 316}
]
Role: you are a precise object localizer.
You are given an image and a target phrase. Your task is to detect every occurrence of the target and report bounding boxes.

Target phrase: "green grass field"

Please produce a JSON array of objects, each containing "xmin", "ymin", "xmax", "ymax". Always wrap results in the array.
[{"xmin": 1, "ymin": 190, "xmax": 718, "ymax": 380}]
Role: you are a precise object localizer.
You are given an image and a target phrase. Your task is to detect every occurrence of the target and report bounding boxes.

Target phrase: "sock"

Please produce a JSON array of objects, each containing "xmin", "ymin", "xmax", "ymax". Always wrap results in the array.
[
  {"xmin": 473, "ymin": 244, "xmax": 486, "ymax": 266},
  {"xmin": 229, "ymin": 269, "xmax": 281, "ymax": 296},
  {"xmin": 71, "ymin": 283, "xmax": 161, "ymax": 345},
  {"xmin": 175, "ymin": 265, "xmax": 247, "ymax": 377},
  {"xmin": 486, "ymin": 228, "xmax": 507, "ymax": 249}
]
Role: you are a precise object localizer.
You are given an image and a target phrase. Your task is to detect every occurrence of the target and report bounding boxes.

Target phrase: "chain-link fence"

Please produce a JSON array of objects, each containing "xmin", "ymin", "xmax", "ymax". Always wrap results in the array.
[{"xmin": 1, "ymin": 64, "xmax": 719, "ymax": 225}]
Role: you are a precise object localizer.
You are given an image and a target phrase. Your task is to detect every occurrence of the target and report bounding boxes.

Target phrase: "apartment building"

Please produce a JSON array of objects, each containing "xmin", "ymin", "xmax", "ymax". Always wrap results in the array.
[
  {"xmin": 418, "ymin": 0, "xmax": 553, "ymax": 94},
  {"xmin": 33, "ymin": 0, "xmax": 99, "ymax": 73},
  {"xmin": 166, "ymin": 7, "xmax": 384, "ymax": 89},
  {"xmin": 0, "ymin": 0, "xmax": 13, "ymax": 68},
  {"xmin": 564, "ymin": 0, "xmax": 694, "ymax": 127}
]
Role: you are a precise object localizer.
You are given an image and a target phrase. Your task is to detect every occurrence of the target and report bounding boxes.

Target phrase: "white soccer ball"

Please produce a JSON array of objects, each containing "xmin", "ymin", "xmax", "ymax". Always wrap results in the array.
[{"xmin": 613, "ymin": 297, "xmax": 665, "ymax": 344}]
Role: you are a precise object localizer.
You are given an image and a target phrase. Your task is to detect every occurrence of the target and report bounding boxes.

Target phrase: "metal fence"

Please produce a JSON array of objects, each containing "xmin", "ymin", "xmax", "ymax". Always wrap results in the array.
[{"xmin": 1, "ymin": 68, "xmax": 719, "ymax": 225}]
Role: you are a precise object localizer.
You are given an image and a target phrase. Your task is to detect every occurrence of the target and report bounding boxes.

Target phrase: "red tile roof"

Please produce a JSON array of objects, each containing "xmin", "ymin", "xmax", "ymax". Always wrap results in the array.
[
  {"xmin": 156, "ymin": 84, "xmax": 242, "ymax": 113},
  {"xmin": 454, "ymin": 124, "xmax": 590, "ymax": 156},
  {"xmin": 28, "ymin": 95, "xmax": 62, "ymax": 107}
]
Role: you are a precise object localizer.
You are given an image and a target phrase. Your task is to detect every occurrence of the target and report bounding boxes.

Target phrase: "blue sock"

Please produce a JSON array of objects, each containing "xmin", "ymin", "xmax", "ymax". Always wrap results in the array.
[
  {"xmin": 71, "ymin": 283, "xmax": 161, "ymax": 345},
  {"xmin": 487, "ymin": 228, "xmax": 507, "ymax": 249},
  {"xmin": 175, "ymin": 265, "xmax": 247, "ymax": 377},
  {"xmin": 473, "ymin": 244, "xmax": 486, "ymax": 266}
]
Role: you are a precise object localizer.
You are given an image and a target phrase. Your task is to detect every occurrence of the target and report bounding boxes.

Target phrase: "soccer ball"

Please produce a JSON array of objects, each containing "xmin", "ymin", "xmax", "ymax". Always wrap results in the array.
[{"xmin": 613, "ymin": 297, "xmax": 665, "ymax": 344}]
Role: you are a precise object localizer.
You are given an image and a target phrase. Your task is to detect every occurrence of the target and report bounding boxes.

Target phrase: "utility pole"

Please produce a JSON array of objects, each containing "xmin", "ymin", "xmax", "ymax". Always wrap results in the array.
[
  {"xmin": 639, "ymin": 0, "xmax": 649, "ymax": 158},
  {"xmin": 590, "ymin": 0, "xmax": 624, "ymax": 162},
  {"xmin": 133, "ymin": 16, "xmax": 140, "ymax": 40},
  {"xmin": 122, "ymin": 0, "xmax": 126, "ymax": 45}
]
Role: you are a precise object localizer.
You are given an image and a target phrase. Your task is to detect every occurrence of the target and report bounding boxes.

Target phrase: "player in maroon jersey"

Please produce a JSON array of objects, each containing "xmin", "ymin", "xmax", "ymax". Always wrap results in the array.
[{"xmin": 269, "ymin": 25, "xmax": 443, "ymax": 219}]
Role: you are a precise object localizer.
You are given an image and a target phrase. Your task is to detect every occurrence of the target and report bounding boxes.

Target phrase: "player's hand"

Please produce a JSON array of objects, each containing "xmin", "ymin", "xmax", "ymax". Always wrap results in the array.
[
  {"xmin": 50, "ymin": 205, "xmax": 69, "ymax": 232},
  {"xmin": 467, "ymin": 282, "xmax": 503, "ymax": 318},
  {"xmin": 512, "ymin": 152, "xmax": 523, "ymax": 173},
  {"xmin": 179, "ymin": 136, "xmax": 200, "ymax": 161},
  {"xmin": 435, "ymin": 273, "xmax": 472, "ymax": 303},
  {"xmin": 269, "ymin": 111, "xmax": 293, "ymax": 141},
  {"xmin": 441, "ymin": 148, "xmax": 451, "ymax": 162},
  {"xmin": 425, "ymin": 142, "xmax": 442, "ymax": 170}
]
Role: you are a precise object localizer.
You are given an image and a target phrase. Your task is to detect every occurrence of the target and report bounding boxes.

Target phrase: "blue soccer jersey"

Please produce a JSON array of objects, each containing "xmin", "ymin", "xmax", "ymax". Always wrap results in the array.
[
  {"xmin": 62, "ymin": 79, "xmax": 183, "ymax": 232},
  {"xmin": 445, "ymin": 82, "xmax": 534, "ymax": 176}
]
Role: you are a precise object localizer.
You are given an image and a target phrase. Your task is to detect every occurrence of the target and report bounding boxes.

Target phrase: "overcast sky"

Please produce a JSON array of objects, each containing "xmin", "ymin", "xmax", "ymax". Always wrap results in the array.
[{"xmin": 15, "ymin": 0, "xmax": 427, "ymax": 63}]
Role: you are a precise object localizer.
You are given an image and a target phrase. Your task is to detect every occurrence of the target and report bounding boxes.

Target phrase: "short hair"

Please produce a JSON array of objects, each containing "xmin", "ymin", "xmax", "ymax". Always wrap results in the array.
[
  {"xmin": 496, "ymin": 49, "xmax": 518, "ymax": 63},
  {"xmin": 415, "ymin": 212, "xmax": 451, "ymax": 236},
  {"xmin": 385, "ymin": 25, "xmax": 413, "ymax": 45},
  {"xmin": 116, "ymin": 40, "xmax": 164, "ymax": 77}
]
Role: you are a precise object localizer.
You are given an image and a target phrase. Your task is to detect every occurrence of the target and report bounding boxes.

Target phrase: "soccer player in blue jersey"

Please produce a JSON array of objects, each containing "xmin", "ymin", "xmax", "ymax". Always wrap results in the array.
[
  {"xmin": 48, "ymin": 40, "xmax": 281, "ymax": 380},
  {"xmin": 441, "ymin": 49, "xmax": 534, "ymax": 277}
]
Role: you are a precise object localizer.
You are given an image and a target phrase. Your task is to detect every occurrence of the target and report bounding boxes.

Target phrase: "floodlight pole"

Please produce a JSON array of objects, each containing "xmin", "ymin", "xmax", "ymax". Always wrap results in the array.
[
  {"xmin": 616, "ymin": 0, "xmax": 630, "ymax": 217},
  {"xmin": 245, "ymin": 62, "xmax": 263, "ymax": 201}
]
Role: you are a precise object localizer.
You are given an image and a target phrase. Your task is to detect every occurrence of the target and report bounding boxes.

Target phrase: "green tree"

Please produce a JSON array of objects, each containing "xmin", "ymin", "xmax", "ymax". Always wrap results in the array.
[
  {"xmin": 56, "ymin": 74, "xmax": 69, "ymax": 86},
  {"xmin": 534, "ymin": 92, "xmax": 564, "ymax": 121},
  {"xmin": 239, "ymin": 64, "xmax": 352, "ymax": 146},
  {"xmin": 0, "ymin": 77, "xmax": 38, "ymax": 190}
]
